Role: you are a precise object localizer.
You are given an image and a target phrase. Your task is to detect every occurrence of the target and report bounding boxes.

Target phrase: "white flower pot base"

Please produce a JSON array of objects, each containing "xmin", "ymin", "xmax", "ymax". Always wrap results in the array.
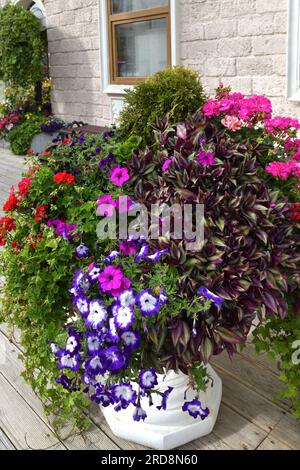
[{"xmin": 101, "ymin": 365, "xmax": 222, "ymax": 450}]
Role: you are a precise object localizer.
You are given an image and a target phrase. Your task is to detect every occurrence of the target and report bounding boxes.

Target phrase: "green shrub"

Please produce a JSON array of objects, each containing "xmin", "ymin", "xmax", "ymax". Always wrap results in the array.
[
  {"xmin": 0, "ymin": 3, "xmax": 44, "ymax": 87},
  {"xmin": 118, "ymin": 66, "xmax": 206, "ymax": 145},
  {"xmin": 6, "ymin": 114, "xmax": 47, "ymax": 155}
]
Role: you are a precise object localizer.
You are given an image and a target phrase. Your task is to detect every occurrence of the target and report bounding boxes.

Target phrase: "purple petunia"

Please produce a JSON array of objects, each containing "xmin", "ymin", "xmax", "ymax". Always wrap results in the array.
[
  {"xmin": 103, "ymin": 250, "xmax": 120, "ymax": 264},
  {"xmin": 85, "ymin": 300, "xmax": 108, "ymax": 330},
  {"xmin": 157, "ymin": 386, "xmax": 174, "ymax": 411},
  {"xmin": 133, "ymin": 405, "xmax": 147, "ymax": 422},
  {"xmin": 139, "ymin": 368, "xmax": 158, "ymax": 390},
  {"xmin": 102, "ymin": 346, "xmax": 127, "ymax": 372},
  {"xmin": 113, "ymin": 305, "xmax": 135, "ymax": 330},
  {"xmin": 66, "ymin": 333, "xmax": 81, "ymax": 355},
  {"xmin": 118, "ymin": 289, "xmax": 136, "ymax": 308},
  {"xmin": 85, "ymin": 354, "xmax": 107, "ymax": 376},
  {"xmin": 55, "ymin": 374, "xmax": 72, "ymax": 390},
  {"xmin": 136, "ymin": 289, "xmax": 159, "ymax": 317},
  {"xmin": 58, "ymin": 350, "xmax": 80, "ymax": 372},
  {"xmin": 120, "ymin": 330, "xmax": 141, "ymax": 352},
  {"xmin": 91, "ymin": 385, "xmax": 114, "ymax": 407},
  {"xmin": 146, "ymin": 249, "xmax": 169, "ymax": 263},
  {"xmin": 87, "ymin": 265, "xmax": 102, "ymax": 283},
  {"xmin": 135, "ymin": 244, "xmax": 149, "ymax": 262},
  {"xmin": 76, "ymin": 245, "xmax": 89, "ymax": 258},
  {"xmin": 105, "ymin": 317, "xmax": 119, "ymax": 344},
  {"xmin": 182, "ymin": 399, "xmax": 209, "ymax": 420},
  {"xmin": 198, "ymin": 286, "xmax": 224, "ymax": 308},
  {"xmin": 98, "ymin": 265, "xmax": 124, "ymax": 293},
  {"xmin": 111, "ymin": 383, "xmax": 137, "ymax": 410},
  {"xmin": 158, "ymin": 289, "xmax": 168, "ymax": 306},
  {"xmin": 73, "ymin": 296, "xmax": 89, "ymax": 317},
  {"xmin": 85, "ymin": 331, "xmax": 102, "ymax": 355}
]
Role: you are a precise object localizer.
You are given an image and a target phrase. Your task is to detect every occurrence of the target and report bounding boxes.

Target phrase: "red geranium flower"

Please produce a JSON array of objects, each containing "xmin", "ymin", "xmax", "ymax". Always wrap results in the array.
[
  {"xmin": 291, "ymin": 203, "xmax": 300, "ymax": 221},
  {"xmin": 54, "ymin": 172, "xmax": 75, "ymax": 186},
  {"xmin": 63, "ymin": 138, "xmax": 71, "ymax": 145},
  {"xmin": 42, "ymin": 151, "xmax": 51, "ymax": 156},
  {"xmin": 34, "ymin": 205, "xmax": 48, "ymax": 222},
  {"xmin": 26, "ymin": 149, "xmax": 34, "ymax": 155},
  {"xmin": 0, "ymin": 217, "xmax": 16, "ymax": 232},
  {"xmin": 18, "ymin": 177, "xmax": 32, "ymax": 197},
  {"xmin": 3, "ymin": 187, "xmax": 19, "ymax": 212}
]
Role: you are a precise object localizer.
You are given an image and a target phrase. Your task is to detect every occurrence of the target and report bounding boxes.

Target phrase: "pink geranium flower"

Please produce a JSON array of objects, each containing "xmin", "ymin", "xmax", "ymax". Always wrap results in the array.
[
  {"xmin": 110, "ymin": 167, "xmax": 130, "ymax": 187},
  {"xmin": 221, "ymin": 115, "xmax": 242, "ymax": 132},
  {"xmin": 97, "ymin": 194, "xmax": 117, "ymax": 217},
  {"xmin": 111, "ymin": 276, "xmax": 131, "ymax": 297},
  {"xmin": 98, "ymin": 266, "xmax": 124, "ymax": 292}
]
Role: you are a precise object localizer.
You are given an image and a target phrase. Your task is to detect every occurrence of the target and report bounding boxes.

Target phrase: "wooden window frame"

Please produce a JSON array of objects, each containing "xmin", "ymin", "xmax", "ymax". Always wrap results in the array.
[{"xmin": 107, "ymin": 1, "xmax": 171, "ymax": 85}]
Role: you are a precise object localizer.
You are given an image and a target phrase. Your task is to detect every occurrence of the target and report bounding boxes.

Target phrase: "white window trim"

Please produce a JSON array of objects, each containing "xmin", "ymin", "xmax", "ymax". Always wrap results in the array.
[
  {"xmin": 287, "ymin": 0, "xmax": 300, "ymax": 101},
  {"xmin": 98, "ymin": 0, "xmax": 180, "ymax": 95}
]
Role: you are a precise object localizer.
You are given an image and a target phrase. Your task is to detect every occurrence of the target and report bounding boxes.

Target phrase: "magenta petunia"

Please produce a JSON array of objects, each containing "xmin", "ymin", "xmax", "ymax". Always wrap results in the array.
[
  {"xmin": 198, "ymin": 150, "xmax": 216, "ymax": 167},
  {"xmin": 162, "ymin": 159, "xmax": 172, "ymax": 172},
  {"xmin": 97, "ymin": 194, "xmax": 117, "ymax": 217},
  {"xmin": 110, "ymin": 167, "xmax": 130, "ymax": 187},
  {"xmin": 119, "ymin": 240, "xmax": 137, "ymax": 256},
  {"xmin": 98, "ymin": 265, "xmax": 124, "ymax": 292}
]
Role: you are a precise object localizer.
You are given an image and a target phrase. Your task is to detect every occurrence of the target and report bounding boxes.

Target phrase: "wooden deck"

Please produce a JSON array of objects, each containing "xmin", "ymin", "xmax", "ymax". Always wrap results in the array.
[{"xmin": 0, "ymin": 148, "xmax": 299, "ymax": 451}]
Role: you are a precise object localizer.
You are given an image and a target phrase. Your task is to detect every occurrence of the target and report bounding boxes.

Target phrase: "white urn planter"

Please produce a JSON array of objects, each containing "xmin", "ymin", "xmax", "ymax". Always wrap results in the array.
[{"xmin": 101, "ymin": 364, "xmax": 222, "ymax": 450}]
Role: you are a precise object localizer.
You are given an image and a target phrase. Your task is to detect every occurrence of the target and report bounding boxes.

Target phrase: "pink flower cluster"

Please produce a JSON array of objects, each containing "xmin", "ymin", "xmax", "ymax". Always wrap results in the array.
[
  {"xmin": 203, "ymin": 93, "xmax": 272, "ymax": 122},
  {"xmin": 264, "ymin": 116, "xmax": 300, "ymax": 134},
  {"xmin": 0, "ymin": 113, "xmax": 20, "ymax": 132},
  {"xmin": 97, "ymin": 194, "xmax": 132, "ymax": 217},
  {"xmin": 265, "ymin": 161, "xmax": 300, "ymax": 180},
  {"xmin": 98, "ymin": 265, "xmax": 131, "ymax": 297}
]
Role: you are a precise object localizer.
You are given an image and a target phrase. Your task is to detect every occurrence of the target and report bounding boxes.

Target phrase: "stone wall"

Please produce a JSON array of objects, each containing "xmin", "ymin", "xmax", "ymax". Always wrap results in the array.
[
  {"xmin": 1, "ymin": 0, "xmax": 299, "ymax": 125},
  {"xmin": 180, "ymin": 0, "xmax": 299, "ymax": 117}
]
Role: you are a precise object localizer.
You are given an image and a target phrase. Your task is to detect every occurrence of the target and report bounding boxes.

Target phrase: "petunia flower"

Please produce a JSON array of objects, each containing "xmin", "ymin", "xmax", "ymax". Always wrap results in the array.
[
  {"xmin": 162, "ymin": 158, "xmax": 172, "ymax": 172},
  {"xmin": 133, "ymin": 405, "xmax": 147, "ymax": 422},
  {"xmin": 58, "ymin": 350, "xmax": 80, "ymax": 372},
  {"xmin": 146, "ymin": 249, "xmax": 168, "ymax": 263},
  {"xmin": 182, "ymin": 399, "xmax": 209, "ymax": 420},
  {"xmin": 87, "ymin": 264, "xmax": 102, "ymax": 283},
  {"xmin": 120, "ymin": 330, "xmax": 141, "ymax": 352},
  {"xmin": 136, "ymin": 289, "xmax": 159, "ymax": 317},
  {"xmin": 85, "ymin": 331, "xmax": 102, "ymax": 355},
  {"xmin": 158, "ymin": 289, "xmax": 168, "ymax": 306},
  {"xmin": 157, "ymin": 387, "xmax": 174, "ymax": 411},
  {"xmin": 110, "ymin": 166, "xmax": 130, "ymax": 187},
  {"xmin": 73, "ymin": 296, "xmax": 89, "ymax": 317},
  {"xmin": 135, "ymin": 244, "xmax": 149, "ymax": 262},
  {"xmin": 118, "ymin": 289, "xmax": 136, "ymax": 308},
  {"xmin": 111, "ymin": 383, "xmax": 137, "ymax": 410},
  {"xmin": 139, "ymin": 369, "xmax": 158, "ymax": 389},
  {"xmin": 85, "ymin": 300, "xmax": 108, "ymax": 330},
  {"xmin": 110, "ymin": 276, "xmax": 131, "ymax": 297},
  {"xmin": 113, "ymin": 305, "xmax": 135, "ymax": 330},
  {"xmin": 98, "ymin": 265, "xmax": 124, "ymax": 292},
  {"xmin": 102, "ymin": 346, "xmax": 127, "ymax": 372},
  {"xmin": 85, "ymin": 354, "xmax": 107, "ymax": 376},
  {"xmin": 91, "ymin": 385, "xmax": 114, "ymax": 407},
  {"xmin": 66, "ymin": 333, "xmax": 81, "ymax": 355},
  {"xmin": 119, "ymin": 240, "xmax": 137, "ymax": 256},
  {"xmin": 97, "ymin": 194, "xmax": 117, "ymax": 217},
  {"xmin": 75, "ymin": 245, "xmax": 89, "ymax": 258},
  {"xmin": 103, "ymin": 250, "xmax": 120, "ymax": 264},
  {"xmin": 198, "ymin": 286, "xmax": 224, "ymax": 308},
  {"xmin": 198, "ymin": 150, "xmax": 216, "ymax": 167},
  {"xmin": 106, "ymin": 317, "xmax": 119, "ymax": 344},
  {"xmin": 55, "ymin": 375, "xmax": 72, "ymax": 390}
]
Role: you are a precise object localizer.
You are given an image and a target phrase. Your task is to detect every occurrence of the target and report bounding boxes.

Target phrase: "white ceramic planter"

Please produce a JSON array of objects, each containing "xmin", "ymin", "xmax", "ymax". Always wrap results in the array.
[{"xmin": 101, "ymin": 364, "xmax": 222, "ymax": 450}]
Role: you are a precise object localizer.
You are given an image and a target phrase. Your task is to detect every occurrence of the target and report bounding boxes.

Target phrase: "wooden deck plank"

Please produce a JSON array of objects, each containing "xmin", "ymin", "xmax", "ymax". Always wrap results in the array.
[
  {"xmin": 0, "ymin": 428, "xmax": 16, "ymax": 450},
  {"xmin": 212, "ymin": 350, "xmax": 291, "ymax": 411},
  {"xmin": 268, "ymin": 414, "xmax": 300, "ymax": 450},
  {"xmin": 257, "ymin": 435, "xmax": 293, "ymax": 450},
  {"xmin": 0, "ymin": 373, "xmax": 65, "ymax": 450}
]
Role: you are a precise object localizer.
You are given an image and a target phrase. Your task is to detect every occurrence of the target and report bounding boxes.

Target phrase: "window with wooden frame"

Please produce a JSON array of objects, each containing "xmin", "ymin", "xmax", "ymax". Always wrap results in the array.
[{"xmin": 107, "ymin": 1, "xmax": 171, "ymax": 85}]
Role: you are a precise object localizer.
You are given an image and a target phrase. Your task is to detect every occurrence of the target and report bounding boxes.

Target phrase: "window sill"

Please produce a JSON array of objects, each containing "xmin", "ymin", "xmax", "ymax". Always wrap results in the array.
[
  {"xmin": 103, "ymin": 84, "xmax": 134, "ymax": 95},
  {"xmin": 287, "ymin": 91, "xmax": 300, "ymax": 102}
]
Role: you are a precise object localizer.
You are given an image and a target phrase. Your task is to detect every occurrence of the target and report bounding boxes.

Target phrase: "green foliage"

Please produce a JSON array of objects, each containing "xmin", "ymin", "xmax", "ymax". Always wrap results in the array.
[
  {"xmin": 253, "ymin": 305, "xmax": 300, "ymax": 420},
  {"xmin": 4, "ymin": 83, "xmax": 36, "ymax": 110},
  {"xmin": 118, "ymin": 66, "xmax": 206, "ymax": 145},
  {"xmin": 0, "ymin": 131, "xmax": 140, "ymax": 431},
  {"xmin": 0, "ymin": 3, "xmax": 44, "ymax": 87},
  {"xmin": 5, "ymin": 113, "xmax": 47, "ymax": 155}
]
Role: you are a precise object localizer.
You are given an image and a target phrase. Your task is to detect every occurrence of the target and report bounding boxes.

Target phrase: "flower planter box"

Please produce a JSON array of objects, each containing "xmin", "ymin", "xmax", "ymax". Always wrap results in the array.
[
  {"xmin": 101, "ymin": 365, "xmax": 222, "ymax": 450},
  {"xmin": 31, "ymin": 131, "xmax": 59, "ymax": 154}
]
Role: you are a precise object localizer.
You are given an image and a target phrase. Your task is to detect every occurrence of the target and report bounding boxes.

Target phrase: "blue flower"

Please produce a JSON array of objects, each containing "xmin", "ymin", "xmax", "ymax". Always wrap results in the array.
[
  {"xmin": 198, "ymin": 286, "xmax": 224, "ymax": 308},
  {"xmin": 102, "ymin": 346, "xmax": 127, "ymax": 372},
  {"xmin": 146, "ymin": 249, "xmax": 169, "ymax": 263},
  {"xmin": 103, "ymin": 250, "xmax": 120, "ymax": 264},
  {"xmin": 157, "ymin": 387, "xmax": 173, "ymax": 410},
  {"xmin": 158, "ymin": 289, "xmax": 168, "ymax": 306},
  {"xmin": 136, "ymin": 289, "xmax": 159, "ymax": 317},
  {"xmin": 139, "ymin": 368, "xmax": 158, "ymax": 390},
  {"xmin": 120, "ymin": 330, "xmax": 141, "ymax": 352},
  {"xmin": 85, "ymin": 331, "xmax": 102, "ymax": 355},
  {"xmin": 113, "ymin": 305, "xmax": 135, "ymax": 330},
  {"xmin": 75, "ymin": 245, "xmax": 89, "ymax": 258},
  {"xmin": 133, "ymin": 405, "xmax": 147, "ymax": 422},
  {"xmin": 85, "ymin": 354, "xmax": 107, "ymax": 376},
  {"xmin": 85, "ymin": 300, "xmax": 108, "ymax": 330},
  {"xmin": 111, "ymin": 383, "xmax": 137, "ymax": 410},
  {"xmin": 91, "ymin": 385, "xmax": 114, "ymax": 407},
  {"xmin": 135, "ymin": 244, "xmax": 149, "ymax": 262},
  {"xmin": 182, "ymin": 399, "xmax": 209, "ymax": 420},
  {"xmin": 55, "ymin": 374, "xmax": 72, "ymax": 390},
  {"xmin": 73, "ymin": 296, "xmax": 89, "ymax": 317},
  {"xmin": 58, "ymin": 350, "xmax": 80, "ymax": 372}
]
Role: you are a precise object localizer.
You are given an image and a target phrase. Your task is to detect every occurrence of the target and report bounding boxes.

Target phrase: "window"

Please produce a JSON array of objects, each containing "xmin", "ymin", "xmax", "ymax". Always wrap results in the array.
[
  {"xmin": 288, "ymin": 0, "xmax": 300, "ymax": 101},
  {"xmin": 107, "ymin": 0, "xmax": 171, "ymax": 85}
]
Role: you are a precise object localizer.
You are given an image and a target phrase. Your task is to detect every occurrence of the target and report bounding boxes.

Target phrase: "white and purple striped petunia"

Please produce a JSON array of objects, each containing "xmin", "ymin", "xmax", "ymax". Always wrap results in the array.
[
  {"xmin": 113, "ymin": 305, "xmax": 135, "ymax": 330},
  {"xmin": 111, "ymin": 383, "xmax": 137, "ymax": 410},
  {"xmin": 85, "ymin": 354, "xmax": 107, "ymax": 376},
  {"xmin": 75, "ymin": 245, "xmax": 89, "ymax": 258},
  {"xmin": 182, "ymin": 399, "xmax": 209, "ymax": 420},
  {"xmin": 136, "ymin": 289, "xmax": 159, "ymax": 317},
  {"xmin": 120, "ymin": 330, "xmax": 141, "ymax": 352},
  {"xmin": 139, "ymin": 368, "xmax": 158, "ymax": 389},
  {"xmin": 58, "ymin": 350, "xmax": 80, "ymax": 372},
  {"xmin": 198, "ymin": 286, "xmax": 224, "ymax": 308},
  {"xmin": 73, "ymin": 296, "xmax": 89, "ymax": 317},
  {"xmin": 85, "ymin": 331, "xmax": 102, "ymax": 355},
  {"xmin": 85, "ymin": 300, "xmax": 108, "ymax": 330},
  {"xmin": 118, "ymin": 289, "xmax": 136, "ymax": 308}
]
